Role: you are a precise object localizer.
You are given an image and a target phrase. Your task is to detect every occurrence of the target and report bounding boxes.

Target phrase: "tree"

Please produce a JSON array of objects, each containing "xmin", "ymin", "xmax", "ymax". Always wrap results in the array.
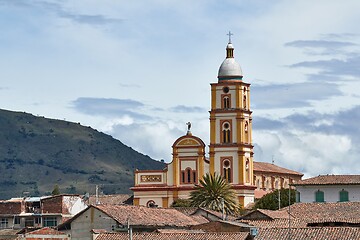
[
  {"xmin": 51, "ymin": 184, "xmax": 60, "ymax": 195},
  {"xmin": 189, "ymin": 173, "xmax": 240, "ymax": 215},
  {"xmin": 254, "ymin": 188, "xmax": 296, "ymax": 210}
]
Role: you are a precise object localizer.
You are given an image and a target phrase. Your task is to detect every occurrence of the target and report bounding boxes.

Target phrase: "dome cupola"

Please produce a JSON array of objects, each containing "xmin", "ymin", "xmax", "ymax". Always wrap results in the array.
[{"xmin": 218, "ymin": 32, "xmax": 243, "ymax": 81}]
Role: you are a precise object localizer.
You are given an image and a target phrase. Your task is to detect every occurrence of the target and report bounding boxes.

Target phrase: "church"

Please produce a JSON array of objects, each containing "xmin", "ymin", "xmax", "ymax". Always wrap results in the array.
[{"xmin": 131, "ymin": 35, "xmax": 303, "ymax": 208}]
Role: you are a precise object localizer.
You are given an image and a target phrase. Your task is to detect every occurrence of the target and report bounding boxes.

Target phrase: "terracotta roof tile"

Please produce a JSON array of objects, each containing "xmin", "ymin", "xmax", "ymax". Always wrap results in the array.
[
  {"xmin": 253, "ymin": 162, "xmax": 303, "ymax": 176},
  {"xmin": 95, "ymin": 232, "xmax": 249, "ymax": 240},
  {"xmin": 173, "ymin": 207, "xmax": 198, "ymax": 215},
  {"xmin": 95, "ymin": 205, "xmax": 200, "ymax": 227},
  {"xmin": 255, "ymin": 227, "xmax": 360, "ymax": 240},
  {"xmin": 26, "ymin": 227, "xmax": 65, "ymax": 235},
  {"xmin": 239, "ymin": 219, "xmax": 307, "ymax": 228},
  {"xmin": 254, "ymin": 189, "xmax": 271, "ymax": 199},
  {"xmin": 88, "ymin": 194, "xmax": 132, "ymax": 205},
  {"xmin": 283, "ymin": 202, "xmax": 360, "ymax": 224},
  {"xmin": 294, "ymin": 175, "xmax": 360, "ymax": 185}
]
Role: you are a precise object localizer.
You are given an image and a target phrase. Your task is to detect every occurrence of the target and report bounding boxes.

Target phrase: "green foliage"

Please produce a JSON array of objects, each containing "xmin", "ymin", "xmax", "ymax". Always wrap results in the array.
[
  {"xmin": 51, "ymin": 184, "xmax": 60, "ymax": 195},
  {"xmin": 190, "ymin": 173, "xmax": 240, "ymax": 215},
  {"xmin": 171, "ymin": 198, "xmax": 192, "ymax": 207},
  {"xmin": 254, "ymin": 188, "xmax": 296, "ymax": 210},
  {"xmin": 0, "ymin": 108, "xmax": 166, "ymax": 199}
]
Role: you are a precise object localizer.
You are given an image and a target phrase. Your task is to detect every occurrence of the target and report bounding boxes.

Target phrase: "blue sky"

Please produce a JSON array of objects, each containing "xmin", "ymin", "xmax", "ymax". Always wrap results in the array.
[{"xmin": 1, "ymin": 0, "xmax": 360, "ymax": 178}]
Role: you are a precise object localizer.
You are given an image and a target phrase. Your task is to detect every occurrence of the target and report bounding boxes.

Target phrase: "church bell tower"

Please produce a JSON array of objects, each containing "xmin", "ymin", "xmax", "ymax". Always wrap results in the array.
[{"xmin": 209, "ymin": 33, "xmax": 255, "ymax": 206}]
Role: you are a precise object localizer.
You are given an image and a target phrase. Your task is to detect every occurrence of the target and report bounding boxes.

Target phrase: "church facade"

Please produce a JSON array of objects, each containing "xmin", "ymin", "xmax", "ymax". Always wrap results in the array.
[{"xmin": 131, "ymin": 37, "xmax": 302, "ymax": 208}]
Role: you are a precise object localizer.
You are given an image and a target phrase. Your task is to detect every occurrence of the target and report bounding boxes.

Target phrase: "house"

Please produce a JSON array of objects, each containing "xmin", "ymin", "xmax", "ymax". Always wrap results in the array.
[
  {"xmin": 0, "ymin": 194, "xmax": 87, "ymax": 229},
  {"xmin": 253, "ymin": 162, "xmax": 303, "ymax": 199},
  {"xmin": 57, "ymin": 204, "xmax": 202, "ymax": 240},
  {"xmin": 293, "ymin": 174, "xmax": 360, "ymax": 203}
]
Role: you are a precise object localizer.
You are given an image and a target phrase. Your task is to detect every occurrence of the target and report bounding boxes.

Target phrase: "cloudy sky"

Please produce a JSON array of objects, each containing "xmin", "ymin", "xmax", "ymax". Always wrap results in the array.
[{"xmin": 1, "ymin": 0, "xmax": 360, "ymax": 178}]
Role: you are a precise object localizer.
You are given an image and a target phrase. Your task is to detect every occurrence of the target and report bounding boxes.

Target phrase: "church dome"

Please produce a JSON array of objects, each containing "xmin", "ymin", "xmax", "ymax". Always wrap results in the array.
[{"xmin": 218, "ymin": 41, "xmax": 243, "ymax": 81}]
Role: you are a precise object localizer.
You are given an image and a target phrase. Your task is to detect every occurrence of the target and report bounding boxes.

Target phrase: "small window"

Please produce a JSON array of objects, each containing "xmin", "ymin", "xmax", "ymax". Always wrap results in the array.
[
  {"xmin": 43, "ymin": 217, "xmax": 57, "ymax": 227},
  {"xmin": 339, "ymin": 190, "xmax": 349, "ymax": 202},
  {"xmin": 223, "ymin": 96, "xmax": 230, "ymax": 109},
  {"xmin": 222, "ymin": 122, "xmax": 231, "ymax": 143},
  {"xmin": 0, "ymin": 218, "xmax": 8, "ymax": 229},
  {"xmin": 34, "ymin": 217, "xmax": 41, "ymax": 224},
  {"xmin": 181, "ymin": 168, "xmax": 196, "ymax": 184},
  {"xmin": 14, "ymin": 217, "xmax": 20, "ymax": 225},
  {"xmin": 315, "ymin": 190, "xmax": 325, "ymax": 202},
  {"xmin": 222, "ymin": 159, "xmax": 231, "ymax": 183},
  {"xmin": 296, "ymin": 191, "xmax": 301, "ymax": 203}
]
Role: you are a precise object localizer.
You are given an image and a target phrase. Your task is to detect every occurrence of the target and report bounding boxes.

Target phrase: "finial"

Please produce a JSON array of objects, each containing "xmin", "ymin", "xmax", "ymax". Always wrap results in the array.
[
  {"xmin": 227, "ymin": 31, "xmax": 233, "ymax": 44},
  {"xmin": 186, "ymin": 122, "xmax": 192, "ymax": 135}
]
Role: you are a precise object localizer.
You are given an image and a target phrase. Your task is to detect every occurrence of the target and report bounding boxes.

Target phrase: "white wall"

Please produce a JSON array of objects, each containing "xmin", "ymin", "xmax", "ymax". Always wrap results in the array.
[
  {"xmin": 296, "ymin": 185, "xmax": 360, "ymax": 203},
  {"xmin": 70, "ymin": 207, "xmax": 118, "ymax": 240}
]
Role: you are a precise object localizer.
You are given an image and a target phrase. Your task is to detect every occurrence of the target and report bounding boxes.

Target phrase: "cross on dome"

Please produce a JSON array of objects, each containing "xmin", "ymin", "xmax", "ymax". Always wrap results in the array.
[{"xmin": 227, "ymin": 31, "xmax": 233, "ymax": 43}]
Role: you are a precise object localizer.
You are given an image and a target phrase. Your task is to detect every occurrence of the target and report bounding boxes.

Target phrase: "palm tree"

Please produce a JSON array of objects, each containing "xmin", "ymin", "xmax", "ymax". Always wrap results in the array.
[{"xmin": 189, "ymin": 173, "xmax": 240, "ymax": 215}]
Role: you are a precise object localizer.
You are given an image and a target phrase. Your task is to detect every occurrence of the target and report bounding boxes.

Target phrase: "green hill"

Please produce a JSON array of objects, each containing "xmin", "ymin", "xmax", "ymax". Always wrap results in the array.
[{"xmin": 0, "ymin": 109, "xmax": 165, "ymax": 199}]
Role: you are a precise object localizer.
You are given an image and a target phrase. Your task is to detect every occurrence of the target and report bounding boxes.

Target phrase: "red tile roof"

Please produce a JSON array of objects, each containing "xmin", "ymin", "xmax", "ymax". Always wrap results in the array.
[
  {"xmin": 294, "ymin": 175, "xmax": 360, "ymax": 185},
  {"xmin": 255, "ymin": 227, "xmax": 360, "ymax": 240},
  {"xmin": 88, "ymin": 194, "xmax": 132, "ymax": 205},
  {"xmin": 239, "ymin": 219, "xmax": 307, "ymax": 228},
  {"xmin": 26, "ymin": 227, "xmax": 66, "ymax": 235},
  {"xmin": 284, "ymin": 202, "xmax": 360, "ymax": 224},
  {"xmin": 240, "ymin": 202, "xmax": 360, "ymax": 228},
  {"xmin": 254, "ymin": 189, "xmax": 271, "ymax": 199},
  {"xmin": 239, "ymin": 209, "xmax": 291, "ymax": 221},
  {"xmin": 253, "ymin": 162, "xmax": 303, "ymax": 176},
  {"xmin": 95, "ymin": 232, "xmax": 249, "ymax": 240},
  {"xmin": 95, "ymin": 205, "xmax": 200, "ymax": 227}
]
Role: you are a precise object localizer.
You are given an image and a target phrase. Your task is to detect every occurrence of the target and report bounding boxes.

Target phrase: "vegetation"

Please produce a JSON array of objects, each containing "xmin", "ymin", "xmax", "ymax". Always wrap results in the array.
[
  {"xmin": 51, "ymin": 185, "xmax": 60, "ymax": 195},
  {"xmin": 254, "ymin": 188, "xmax": 296, "ymax": 210},
  {"xmin": 0, "ymin": 109, "xmax": 165, "ymax": 199},
  {"xmin": 190, "ymin": 173, "xmax": 240, "ymax": 215},
  {"xmin": 171, "ymin": 198, "xmax": 192, "ymax": 207}
]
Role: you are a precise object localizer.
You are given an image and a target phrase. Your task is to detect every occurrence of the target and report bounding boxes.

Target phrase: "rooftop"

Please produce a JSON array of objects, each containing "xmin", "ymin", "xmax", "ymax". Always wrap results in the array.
[
  {"xmin": 294, "ymin": 175, "xmax": 360, "ymax": 185},
  {"xmin": 95, "ymin": 232, "xmax": 249, "ymax": 240},
  {"xmin": 255, "ymin": 227, "xmax": 360, "ymax": 240},
  {"xmin": 253, "ymin": 162, "xmax": 303, "ymax": 176},
  {"xmin": 95, "ymin": 204, "xmax": 200, "ymax": 227}
]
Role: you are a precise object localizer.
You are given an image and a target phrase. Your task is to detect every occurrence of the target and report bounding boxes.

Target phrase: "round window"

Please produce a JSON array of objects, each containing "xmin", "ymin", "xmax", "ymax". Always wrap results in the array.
[{"xmin": 223, "ymin": 87, "xmax": 229, "ymax": 93}]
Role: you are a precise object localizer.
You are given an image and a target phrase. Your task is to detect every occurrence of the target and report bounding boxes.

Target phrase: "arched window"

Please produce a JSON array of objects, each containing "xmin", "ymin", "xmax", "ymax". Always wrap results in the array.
[
  {"xmin": 243, "ymin": 87, "xmax": 247, "ymax": 109},
  {"xmin": 223, "ymin": 96, "xmax": 230, "ymax": 109},
  {"xmin": 339, "ymin": 189, "xmax": 349, "ymax": 202},
  {"xmin": 222, "ymin": 159, "xmax": 232, "ymax": 183},
  {"xmin": 315, "ymin": 190, "xmax": 325, "ymax": 202},
  {"xmin": 222, "ymin": 122, "xmax": 231, "ymax": 143},
  {"xmin": 256, "ymin": 179, "xmax": 260, "ymax": 189},
  {"xmin": 181, "ymin": 167, "xmax": 196, "ymax": 184},
  {"xmin": 244, "ymin": 121, "xmax": 249, "ymax": 143},
  {"xmin": 245, "ymin": 159, "xmax": 250, "ymax": 183}
]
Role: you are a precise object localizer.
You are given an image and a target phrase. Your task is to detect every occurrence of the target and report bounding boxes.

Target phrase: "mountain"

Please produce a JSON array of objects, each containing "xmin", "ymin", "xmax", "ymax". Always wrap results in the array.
[{"xmin": 0, "ymin": 109, "xmax": 165, "ymax": 199}]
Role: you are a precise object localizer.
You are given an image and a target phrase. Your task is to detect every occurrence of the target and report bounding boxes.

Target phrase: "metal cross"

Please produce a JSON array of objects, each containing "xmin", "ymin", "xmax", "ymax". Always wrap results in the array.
[{"xmin": 227, "ymin": 31, "xmax": 233, "ymax": 43}]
